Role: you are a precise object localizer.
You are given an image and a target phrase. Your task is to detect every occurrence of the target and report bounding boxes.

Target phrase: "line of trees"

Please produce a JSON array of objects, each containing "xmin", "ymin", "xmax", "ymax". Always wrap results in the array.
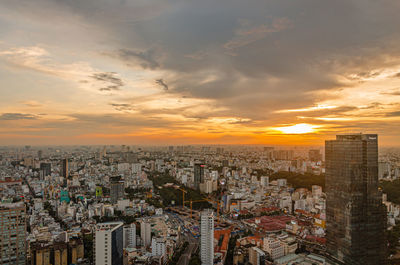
[
  {"xmin": 380, "ymin": 180, "xmax": 400, "ymax": 204},
  {"xmin": 270, "ymin": 171, "xmax": 325, "ymax": 190}
]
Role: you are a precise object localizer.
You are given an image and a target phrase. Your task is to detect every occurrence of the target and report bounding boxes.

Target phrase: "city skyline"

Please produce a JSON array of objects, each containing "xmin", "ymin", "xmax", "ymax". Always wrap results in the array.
[
  {"xmin": 1, "ymin": 0, "xmax": 400, "ymax": 146},
  {"xmin": 1, "ymin": 133, "xmax": 398, "ymax": 264}
]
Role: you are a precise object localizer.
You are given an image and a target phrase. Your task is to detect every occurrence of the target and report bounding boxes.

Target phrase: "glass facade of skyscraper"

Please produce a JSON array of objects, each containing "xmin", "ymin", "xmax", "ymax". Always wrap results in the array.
[{"xmin": 325, "ymin": 134, "xmax": 387, "ymax": 265}]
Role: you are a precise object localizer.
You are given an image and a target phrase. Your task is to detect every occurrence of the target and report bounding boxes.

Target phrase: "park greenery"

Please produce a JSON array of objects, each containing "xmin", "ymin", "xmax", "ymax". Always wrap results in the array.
[
  {"xmin": 148, "ymin": 173, "xmax": 211, "ymax": 209},
  {"xmin": 380, "ymin": 180, "xmax": 400, "ymax": 204},
  {"xmin": 92, "ymin": 213, "xmax": 136, "ymax": 224},
  {"xmin": 270, "ymin": 171, "xmax": 325, "ymax": 190},
  {"xmin": 83, "ymin": 233, "xmax": 94, "ymax": 263},
  {"xmin": 125, "ymin": 187, "xmax": 151, "ymax": 200}
]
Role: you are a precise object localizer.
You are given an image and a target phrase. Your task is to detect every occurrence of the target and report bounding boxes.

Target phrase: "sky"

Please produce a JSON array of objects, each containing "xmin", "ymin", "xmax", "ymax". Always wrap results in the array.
[{"xmin": 0, "ymin": 0, "xmax": 400, "ymax": 146}]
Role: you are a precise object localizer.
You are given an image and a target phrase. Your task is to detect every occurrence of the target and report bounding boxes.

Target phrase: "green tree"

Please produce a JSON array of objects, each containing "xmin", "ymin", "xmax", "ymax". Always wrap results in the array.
[
  {"xmin": 380, "ymin": 180, "xmax": 400, "ymax": 204},
  {"xmin": 83, "ymin": 233, "xmax": 94, "ymax": 263},
  {"xmin": 270, "ymin": 171, "xmax": 325, "ymax": 190}
]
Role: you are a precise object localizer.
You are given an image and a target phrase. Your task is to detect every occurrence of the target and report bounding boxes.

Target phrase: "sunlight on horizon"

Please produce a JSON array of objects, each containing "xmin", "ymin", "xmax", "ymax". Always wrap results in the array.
[{"xmin": 273, "ymin": 123, "xmax": 320, "ymax": 134}]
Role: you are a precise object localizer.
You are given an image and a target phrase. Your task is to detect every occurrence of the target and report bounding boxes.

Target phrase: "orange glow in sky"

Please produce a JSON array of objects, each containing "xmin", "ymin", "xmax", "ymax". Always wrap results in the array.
[
  {"xmin": 273, "ymin": 124, "xmax": 320, "ymax": 134},
  {"xmin": 0, "ymin": 1, "xmax": 399, "ymax": 146}
]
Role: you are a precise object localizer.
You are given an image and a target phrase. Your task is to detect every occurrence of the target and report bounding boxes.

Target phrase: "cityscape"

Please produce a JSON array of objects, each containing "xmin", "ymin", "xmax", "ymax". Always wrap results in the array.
[
  {"xmin": 1, "ymin": 0, "xmax": 400, "ymax": 265},
  {"xmin": 1, "ymin": 136, "xmax": 400, "ymax": 265}
]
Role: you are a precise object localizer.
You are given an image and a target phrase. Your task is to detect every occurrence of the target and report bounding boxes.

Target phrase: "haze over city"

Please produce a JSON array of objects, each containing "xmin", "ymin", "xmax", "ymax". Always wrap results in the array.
[{"xmin": 1, "ymin": 0, "xmax": 400, "ymax": 146}]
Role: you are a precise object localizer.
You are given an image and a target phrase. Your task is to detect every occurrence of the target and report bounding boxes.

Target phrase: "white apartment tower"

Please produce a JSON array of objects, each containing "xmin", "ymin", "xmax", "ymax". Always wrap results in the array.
[
  {"xmin": 123, "ymin": 223, "xmax": 136, "ymax": 248},
  {"xmin": 200, "ymin": 209, "xmax": 214, "ymax": 265},
  {"xmin": 95, "ymin": 222, "xmax": 124, "ymax": 265},
  {"xmin": 151, "ymin": 237, "xmax": 166, "ymax": 257},
  {"xmin": 141, "ymin": 220, "xmax": 152, "ymax": 247}
]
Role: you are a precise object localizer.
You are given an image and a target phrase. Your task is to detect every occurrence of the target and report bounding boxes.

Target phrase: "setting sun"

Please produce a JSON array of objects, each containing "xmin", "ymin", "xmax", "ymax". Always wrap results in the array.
[{"xmin": 273, "ymin": 123, "xmax": 319, "ymax": 134}]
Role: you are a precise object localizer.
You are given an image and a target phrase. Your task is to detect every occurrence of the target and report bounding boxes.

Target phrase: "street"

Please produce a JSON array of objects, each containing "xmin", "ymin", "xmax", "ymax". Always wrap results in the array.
[{"xmin": 177, "ymin": 232, "xmax": 198, "ymax": 265}]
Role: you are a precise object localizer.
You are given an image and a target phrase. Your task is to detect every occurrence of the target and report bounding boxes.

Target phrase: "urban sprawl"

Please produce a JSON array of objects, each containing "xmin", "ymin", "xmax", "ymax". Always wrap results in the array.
[{"xmin": 0, "ymin": 134, "xmax": 399, "ymax": 265}]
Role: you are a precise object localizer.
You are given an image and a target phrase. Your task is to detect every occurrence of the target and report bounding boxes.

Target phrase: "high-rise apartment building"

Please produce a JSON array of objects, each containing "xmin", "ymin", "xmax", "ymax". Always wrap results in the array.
[
  {"xmin": 141, "ymin": 220, "xmax": 151, "ymax": 247},
  {"xmin": 194, "ymin": 163, "xmax": 205, "ymax": 190},
  {"xmin": 40, "ymin": 162, "xmax": 51, "ymax": 177},
  {"xmin": 200, "ymin": 209, "xmax": 214, "ymax": 265},
  {"xmin": 123, "ymin": 223, "xmax": 136, "ymax": 248},
  {"xmin": 151, "ymin": 237, "xmax": 166, "ymax": 257},
  {"xmin": 0, "ymin": 202, "xmax": 26, "ymax": 265},
  {"xmin": 110, "ymin": 180, "xmax": 124, "ymax": 204},
  {"xmin": 61, "ymin": 159, "xmax": 68, "ymax": 178},
  {"xmin": 94, "ymin": 222, "xmax": 124, "ymax": 265},
  {"xmin": 325, "ymin": 134, "xmax": 387, "ymax": 265}
]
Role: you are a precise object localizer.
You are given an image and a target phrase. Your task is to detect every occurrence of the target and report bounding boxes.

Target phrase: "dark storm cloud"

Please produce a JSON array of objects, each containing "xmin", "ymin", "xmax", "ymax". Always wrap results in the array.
[
  {"xmin": 155, "ymin": 79, "xmax": 168, "ymax": 91},
  {"xmin": 6, "ymin": 0, "xmax": 400, "ymax": 101},
  {"xmin": 0, "ymin": 113, "xmax": 38, "ymax": 120},
  {"xmin": 90, "ymin": 72, "xmax": 124, "ymax": 91}
]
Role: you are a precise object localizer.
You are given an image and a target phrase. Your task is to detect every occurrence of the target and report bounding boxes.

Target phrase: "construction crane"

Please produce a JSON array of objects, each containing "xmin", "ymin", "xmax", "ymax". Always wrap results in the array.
[
  {"xmin": 185, "ymin": 198, "xmax": 222, "ymax": 223},
  {"xmin": 205, "ymin": 198, "xmax": 222, "ymax": 222},
  {"xmin": 178, "ymin": 187, "xmax": 187, "ymax": 207}
]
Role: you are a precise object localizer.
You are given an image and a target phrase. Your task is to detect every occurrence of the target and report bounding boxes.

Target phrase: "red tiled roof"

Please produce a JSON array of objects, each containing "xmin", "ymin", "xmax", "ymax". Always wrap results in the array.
[
  {"xmin": 247, "ymin": 215, "xmax": 295, "ymax": 232},
  {"xmin": 214, "ymin": 229, "xmax": 231, "ymax": 252},
  {"xmin": 305, "ymin": 235, "xmax": 326, "ymax": 244}
]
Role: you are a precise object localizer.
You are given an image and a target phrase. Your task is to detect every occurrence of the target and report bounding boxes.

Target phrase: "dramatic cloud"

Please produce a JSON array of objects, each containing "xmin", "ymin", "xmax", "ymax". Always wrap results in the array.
[{"xmin": 0, "ymin": 0, "xmax": 400, "ymax": 145}]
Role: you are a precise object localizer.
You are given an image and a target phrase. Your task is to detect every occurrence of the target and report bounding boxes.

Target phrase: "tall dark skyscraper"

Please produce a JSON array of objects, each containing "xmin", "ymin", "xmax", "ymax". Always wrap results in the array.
[
  {"xmin": 325, "ymin": 134, "xmax": 387, "ymax": 265},
  {"xmin": 110, "ymin": 178, "xmax": 125, "ymax": 204},
  {"xmin": 61, "ymin": 159, "xmax": 69, "ymax": 187},
  {"xmin": 40, "ymin": 162, "xmax": 51, "ymax": 177},
  {"xmin": 61, "ymin": 158, "xmax": 68, "ymax": 178},
  {"xmin": 194, "ymin": 163, "xmax": 205, "ymax": 190}
]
